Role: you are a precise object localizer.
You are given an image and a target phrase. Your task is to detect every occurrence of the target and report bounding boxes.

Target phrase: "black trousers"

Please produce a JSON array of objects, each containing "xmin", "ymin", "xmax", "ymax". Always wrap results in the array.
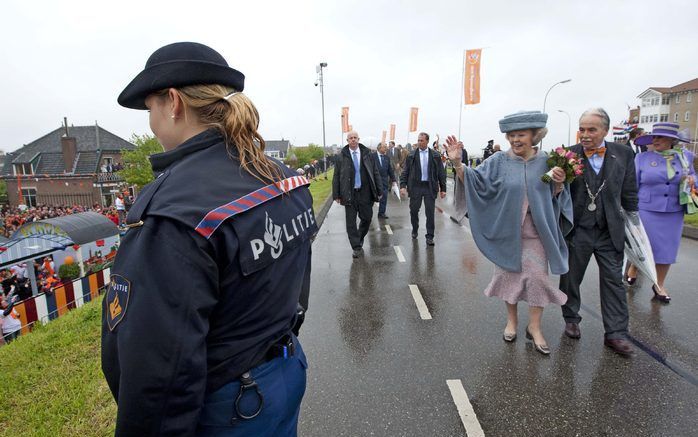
[
  {"xmin": 409, "ymin": 182, "xmax": 436, "ymax": 239},
  {"xmin": 378, "ymin": 179, "xmax": 389, "ymax": 215},
  {"xmin": 344, "ymin": 188, "xmax": 373, "ymax": 250},
  {"xmin": 559, "ymin": 225, "xmax": 628, "ymax": 339}
]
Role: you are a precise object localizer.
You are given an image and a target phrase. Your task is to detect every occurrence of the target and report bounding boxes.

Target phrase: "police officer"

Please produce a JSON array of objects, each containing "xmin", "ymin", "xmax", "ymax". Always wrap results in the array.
[{"xmin": 102, "ymin": 42, "xmax": 316, "ymax": 436}]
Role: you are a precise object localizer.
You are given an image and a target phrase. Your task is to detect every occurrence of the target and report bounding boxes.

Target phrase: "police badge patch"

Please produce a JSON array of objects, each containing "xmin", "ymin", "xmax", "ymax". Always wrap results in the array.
[{"xmin": 106, "ymin": 274, "xmax": 131, "ymax": 331}]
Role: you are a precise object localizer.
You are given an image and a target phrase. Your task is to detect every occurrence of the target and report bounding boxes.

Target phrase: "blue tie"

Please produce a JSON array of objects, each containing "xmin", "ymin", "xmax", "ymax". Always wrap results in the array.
[{"xmin": 352, "ymin": 151, "xmax": 361, "ymax": 188}]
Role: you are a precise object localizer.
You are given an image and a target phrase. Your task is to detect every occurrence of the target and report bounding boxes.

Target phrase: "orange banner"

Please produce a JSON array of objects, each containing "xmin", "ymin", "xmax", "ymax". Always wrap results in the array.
[
  {"xmin": 389, "ymin": 124, "xmax": 396, "ymax": 140},
  {"xmin": 381, "ymin": 130, "xmax": 387, "ymax": 144},
  {"xmin": 409, "ymin": 107, "xmax": 419, "ymax": 132},
  {"xmin": 341, "ymin": 107, "xmax": 350, "ymax": 133},
  {"xmin": 464, "ymin": 49, "xmax": 482, "ymax": 105}
]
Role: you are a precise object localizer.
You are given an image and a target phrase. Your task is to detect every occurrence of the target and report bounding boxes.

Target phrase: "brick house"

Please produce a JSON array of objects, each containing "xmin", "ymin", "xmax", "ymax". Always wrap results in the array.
[{"xmin": 1, "ymin": 120, "xmax": 136, "ymax": 208}]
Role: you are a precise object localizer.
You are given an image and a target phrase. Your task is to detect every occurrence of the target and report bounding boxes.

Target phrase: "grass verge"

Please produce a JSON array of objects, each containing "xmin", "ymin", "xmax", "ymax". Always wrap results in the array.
[
  {"xmin": 0, "ymin": 173, "xmax": 335, "ymax": 437},
  {"xmin": 0, "ymin": 297, "xmax": 116, "ymax": 437},
  {"xmin": 308, "ymin": 168, "xmax": 334, "ymax": 212},
  {"xmin": 685, "ymin": 213, "xmax": 698, "ymax": 227}
]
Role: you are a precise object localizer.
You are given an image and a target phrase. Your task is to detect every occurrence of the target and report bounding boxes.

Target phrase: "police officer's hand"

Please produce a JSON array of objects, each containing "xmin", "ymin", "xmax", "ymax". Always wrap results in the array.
[
  {"xmin": 440, "ymin": 191, "xmax": 446, "ymax": 199},
  {"xmin": 400, "ymin": 188, "xmax": 407, "ymax": 198}
]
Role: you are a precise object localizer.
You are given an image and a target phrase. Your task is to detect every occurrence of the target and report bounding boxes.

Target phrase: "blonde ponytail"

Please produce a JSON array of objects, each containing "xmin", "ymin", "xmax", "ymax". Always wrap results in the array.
[{"xmin": 175, "ymin": 84, "xmax": 283, "ymax": 184}]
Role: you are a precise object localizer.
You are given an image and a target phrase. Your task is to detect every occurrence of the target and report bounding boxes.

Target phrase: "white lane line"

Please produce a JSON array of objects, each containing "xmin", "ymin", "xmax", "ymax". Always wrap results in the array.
[
  {"xmin": 408, "ymin": 284, "xmax": 432, "ymax": 320},
  {"xmin": 446, "ymin": 379, "xmax": 485, "ymax": 437},
  {"xmin": 394, "ymin": 245, "xmax": 406, "ymax": 262},
  {"xmin": 385, "ymin": 224, "xmax": 393, "ymax": 235}
]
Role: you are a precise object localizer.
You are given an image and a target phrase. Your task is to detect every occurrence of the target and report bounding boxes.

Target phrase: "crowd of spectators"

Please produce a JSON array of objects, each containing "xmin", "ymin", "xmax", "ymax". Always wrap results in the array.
[{"xmin": 1, "ymin": 200, "xmax": 131, "ymax": 238}]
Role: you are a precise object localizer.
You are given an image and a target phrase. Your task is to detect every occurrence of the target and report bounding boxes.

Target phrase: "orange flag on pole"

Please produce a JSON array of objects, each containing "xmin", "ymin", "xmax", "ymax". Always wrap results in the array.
[
  {"xmin": 381, "ymin": 130, "xmax": 387, "ymax": 144},
  {"xmin": 464, "ymin": 49, "xmax": 482, "ymax": 105},
  {"xmin": 409, "ymin": 107, "xmax": 419, "ymax": 132},
  {"xmin": 341, "ymin": 107, "xmax": 350, "ymax": 132},
  {"xmin": 389, "ymin": 124, "xmax": 396, "ymax": 140}
]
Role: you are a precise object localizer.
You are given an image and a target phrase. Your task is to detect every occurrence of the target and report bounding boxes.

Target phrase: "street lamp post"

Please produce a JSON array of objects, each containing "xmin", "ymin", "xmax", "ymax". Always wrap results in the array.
[
  {"xmin": 557, "ymin": 109, "xmax": 571, "ymax": 147},
  {"xmin": 543, "ymin": 79, "xmax": 572, "ymax": 113},
  {"xmin": 316, "ymin": 62, "xmax": 328, "ymax": 176},
  {"xmin": 541, "ymin": 79, "xmax": 571, "ymax": 150}
]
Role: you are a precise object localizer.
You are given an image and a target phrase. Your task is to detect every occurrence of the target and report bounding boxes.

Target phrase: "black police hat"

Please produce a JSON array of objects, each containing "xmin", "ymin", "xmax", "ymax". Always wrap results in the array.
[{"xmin": 118, "ymin": 42, "xmax": 245, "ymax": 110}]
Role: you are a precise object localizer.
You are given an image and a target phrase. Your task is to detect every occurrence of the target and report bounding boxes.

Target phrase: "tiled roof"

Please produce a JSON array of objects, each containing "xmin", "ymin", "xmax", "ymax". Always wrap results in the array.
[
  {"xmin": 34, "ymin": 153, "xmax": 65, "ymax": 175},
  {"xmin": 668, "ymin": 78, "xmax": 698, "ymax": 93},
  {"xmin": 265, "ymin": 140, "xmax": 290, "ymax": 152},
  {"xmin": 1, "ymin": 125, "xmax": 134, "ymax": 176},
  {"xmin": 74, "ymin": 151, "xmax": 99, "ymax": 174}
]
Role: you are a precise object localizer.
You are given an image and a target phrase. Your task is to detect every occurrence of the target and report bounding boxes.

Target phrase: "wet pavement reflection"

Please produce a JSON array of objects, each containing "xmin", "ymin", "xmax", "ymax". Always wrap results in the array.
[{"xmin": 299, "ymin": 190, "xmax": 698, "ymax": 436}]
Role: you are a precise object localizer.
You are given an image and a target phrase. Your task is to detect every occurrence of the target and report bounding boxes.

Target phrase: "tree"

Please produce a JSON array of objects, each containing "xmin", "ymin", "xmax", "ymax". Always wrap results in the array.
[
  {"xmin": 0, "ymin": 180, "xmax": 7, "ymax": 205},
  {"xmin": 118, "ymin": 134, "xmax": 164, "ymax": 189},
  {"xmin": 291, "ymin": 144, "xmax": 325, "ymax": 168}
]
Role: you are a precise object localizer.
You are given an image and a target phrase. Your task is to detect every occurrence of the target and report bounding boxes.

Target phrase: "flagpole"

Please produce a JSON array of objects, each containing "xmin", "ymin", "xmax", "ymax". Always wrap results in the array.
[{"xmin": 458, "ymin": 50, "xmax": 465, "ymax": 139}]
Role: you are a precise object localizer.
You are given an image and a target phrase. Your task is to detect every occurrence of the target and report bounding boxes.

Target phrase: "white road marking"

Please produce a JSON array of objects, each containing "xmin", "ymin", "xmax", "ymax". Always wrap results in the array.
[
  {"xmin": 408, "ymin": 284, "xmax": 432, "ymax": 320},
  {"xmin": 394, "ymin": 245, "xmax": 406, "ymax": 262},
  {"xmin": 446, "ymin": 379, "xmax": 485, "ymax": 437},
  {"xmin": 385, "ymin": 224, "xmax": 393, "ymax": 235}
]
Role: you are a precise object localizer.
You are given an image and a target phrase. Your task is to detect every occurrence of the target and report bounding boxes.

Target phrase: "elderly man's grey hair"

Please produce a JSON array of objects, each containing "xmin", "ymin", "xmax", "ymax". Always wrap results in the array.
[{"xmin": 580, "ymin": 108, "xmax": 610, "ymax": 130}]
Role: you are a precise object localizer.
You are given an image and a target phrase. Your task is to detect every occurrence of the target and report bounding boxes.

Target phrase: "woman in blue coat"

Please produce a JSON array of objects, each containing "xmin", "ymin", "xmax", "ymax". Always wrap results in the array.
[{"xmin": 627, "ymin": 123, "xmax": 695, "ymax": 302}]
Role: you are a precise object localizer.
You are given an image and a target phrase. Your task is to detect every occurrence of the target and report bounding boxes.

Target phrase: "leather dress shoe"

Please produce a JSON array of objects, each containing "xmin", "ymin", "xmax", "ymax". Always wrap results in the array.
[
  {"xmin": 604, "ymin": 338, "xmax": 634, "ymax": 357},
  {"xmin": 426, "ymin": 238, "xmax": 435, "ymax": 246},
  {"xmin": 411, "ymin": 232, "xmax": 418, "ymax": 239},
  {"xmin": 352, "ymin": 248, "xmax": 363, "ymax": 258},
  {"xmin": 378, "ymin": 214, "xmax": 388, "ymax": 219},
  {"xmin": 564, "ymin": 322, "xmax": 581, "ymax": 339}
]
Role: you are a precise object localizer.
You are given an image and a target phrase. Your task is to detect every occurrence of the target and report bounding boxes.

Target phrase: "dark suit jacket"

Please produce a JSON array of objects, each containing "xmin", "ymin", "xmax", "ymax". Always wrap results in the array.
[
  {"xmin": 400, "ymin": 148, "xmax": 447, "ymax": 198},
  {"xmin": 374, "ymin": 152, "xmax": 396, "ymax": 185},
  {"xmin": 568, "ymin": 142, "xmax": 638, "ymax": 252},
  {"xmin": 332, "ymin": 144, "xmax": 382, "ymax": 205}
]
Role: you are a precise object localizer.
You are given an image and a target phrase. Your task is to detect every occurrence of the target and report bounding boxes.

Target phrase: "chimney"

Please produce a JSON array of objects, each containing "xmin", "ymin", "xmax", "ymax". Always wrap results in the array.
[{"xmin": 61, "ymin": 117, "xmax": 77, "ymax": 173}]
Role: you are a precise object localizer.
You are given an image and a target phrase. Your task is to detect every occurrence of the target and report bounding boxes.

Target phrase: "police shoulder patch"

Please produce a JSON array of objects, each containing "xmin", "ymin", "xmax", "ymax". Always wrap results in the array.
[{"xmin": 106, "ymin": 274, "xmax": 131, "ymax": 331}]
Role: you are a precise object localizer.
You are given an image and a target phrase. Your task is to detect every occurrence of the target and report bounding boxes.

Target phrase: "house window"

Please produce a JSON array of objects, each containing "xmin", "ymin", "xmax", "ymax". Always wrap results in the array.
[
  {"xmin": 14, "ymin": 163, "xmax": 33, "ymax": 175},
  {"xmin": 686, "ymin": 111, "xmax": 691, "ymax": 122},
  {"xmin": 674, "ymin": 113, "xmax": 679, "ymax": 122},
  {"xmin": 653, "ymin": 114, "xmax": 659, "ymax": 122},
  {"xmin": 641, "ymin": 99, "xmax": 648, "ymax": 107},
  {"xmin": 688, "ymin": 92, "xmax": 693, "ymax": 103},
  {"xmin": 661, "ymin": 96, "xmax": 670, "ymax": 105},
  {"xmin": 20, "ymin": 188, "xmax": 37, "ymax": 207},
  {"xmin": 676, "ymin": 95, "xmax": 681, "ymax": 104},
  {"xmin": 660, "ymin": 114, "xmax": 668, "ymax": 122}
]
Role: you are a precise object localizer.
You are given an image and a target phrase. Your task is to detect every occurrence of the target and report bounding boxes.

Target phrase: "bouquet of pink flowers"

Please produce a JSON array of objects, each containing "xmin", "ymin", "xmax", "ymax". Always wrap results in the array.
[{"xmin": 541, "ymin": 147, "xmax": 584, "ymax": 184}]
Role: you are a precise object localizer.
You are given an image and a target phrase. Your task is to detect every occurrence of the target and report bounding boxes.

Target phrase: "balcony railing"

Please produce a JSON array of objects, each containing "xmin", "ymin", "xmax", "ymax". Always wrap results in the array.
[{"xmin": 96, "ymin": 172, "xmax": 124, "ymax": 183}]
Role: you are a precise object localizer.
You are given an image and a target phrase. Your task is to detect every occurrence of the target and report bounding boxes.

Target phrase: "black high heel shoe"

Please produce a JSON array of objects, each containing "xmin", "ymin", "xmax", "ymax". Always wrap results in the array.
[
  {"xmin": 525, "ymin": 328, "xmax": 550, "ymax": 355},
  {"xmin": 652, "ymin": 285, "xmax": 671, "ymax": 303}
]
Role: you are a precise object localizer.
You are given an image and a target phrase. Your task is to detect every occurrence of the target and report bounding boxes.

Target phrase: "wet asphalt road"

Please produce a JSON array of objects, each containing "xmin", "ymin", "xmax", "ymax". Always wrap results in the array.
[{"xmin": 298, "ymin": 181, "xmax": 698, "ymax": 437}]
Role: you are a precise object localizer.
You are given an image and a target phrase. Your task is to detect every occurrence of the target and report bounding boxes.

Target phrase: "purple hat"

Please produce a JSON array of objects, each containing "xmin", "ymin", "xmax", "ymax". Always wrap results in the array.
[{"xmin": 634, "ymin": 122, "xmax": 690, "ymax": 146}]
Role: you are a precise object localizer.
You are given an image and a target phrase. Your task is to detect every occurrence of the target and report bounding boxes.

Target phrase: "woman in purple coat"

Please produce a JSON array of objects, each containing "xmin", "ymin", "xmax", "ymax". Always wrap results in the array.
[{"xmin": 627, "ymin": 123, "xmax": 695, "ymax": 302}]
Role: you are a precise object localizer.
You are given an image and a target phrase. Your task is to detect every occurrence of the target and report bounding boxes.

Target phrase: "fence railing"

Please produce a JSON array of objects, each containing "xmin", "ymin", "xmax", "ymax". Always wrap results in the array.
[{"xmin": 9, "ymin": 268, "xmax": 111, "ymax": 336}]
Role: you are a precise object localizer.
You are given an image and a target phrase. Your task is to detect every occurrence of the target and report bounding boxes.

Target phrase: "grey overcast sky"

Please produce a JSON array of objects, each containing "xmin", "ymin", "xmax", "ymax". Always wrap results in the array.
[{"xmin": 1, "ymin": 0, "xmax": 697, "ymax": 156}]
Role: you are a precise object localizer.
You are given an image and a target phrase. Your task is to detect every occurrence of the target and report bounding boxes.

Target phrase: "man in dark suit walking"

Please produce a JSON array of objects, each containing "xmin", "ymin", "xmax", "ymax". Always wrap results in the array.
[
  {"xmin": 374, "ymin": 143, "xmax": 396, "ymax": 219},
  {"xmin": 628, "ymin": 127, "xmax": 647, "ymax": 154},
  {"xmin": 332, "ymin": 131, "xmax": 383, "ymax": 258},
  {"xmin": 400, "ymin": 132, "xmax": 447, "ymax": 246},
  {"xmin": 559, "ymin": 108, "xmax": 639, "ymax": 357}
]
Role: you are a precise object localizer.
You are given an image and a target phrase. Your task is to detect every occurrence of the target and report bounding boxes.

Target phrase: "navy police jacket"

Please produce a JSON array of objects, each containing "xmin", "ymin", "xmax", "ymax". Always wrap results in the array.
[{"xmin": 101, "ymin": 129, "xmax": 316, "ymax": 436}]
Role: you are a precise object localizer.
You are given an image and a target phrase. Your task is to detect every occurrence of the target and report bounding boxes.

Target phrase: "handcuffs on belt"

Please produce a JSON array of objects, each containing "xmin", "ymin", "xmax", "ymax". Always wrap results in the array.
[{"xmin": 230, "ymin": 335, "xmax": 295, "ymax": 424}]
